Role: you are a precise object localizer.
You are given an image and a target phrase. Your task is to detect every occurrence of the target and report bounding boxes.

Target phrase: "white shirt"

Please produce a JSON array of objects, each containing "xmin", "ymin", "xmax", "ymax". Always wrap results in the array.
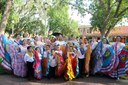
[
  {"xmin": 50, "ymin": 50, "xmax": 62, "ymax": 67},
  {"xmin": 91, "ymin": 42, "xmax": 98, "ymax": 50},
  {"xmin": 84, "ymin": 44, "xmax": 88, "ymax": 52},
  {"xmin": 14, "ymin": 40, "xmax": 20, "ymax": 46},
  {"xmin": 78, "ymin": 48, "xmax": 85, "ymax": 59},
  {"xmin": 43, "ymin": 50, "xmax": 52, "ymax": 59},
  {"xmin": 102, "ymin": 44, "xmax": 111, "ymax": 55},
  {"xmin": 38, "ymin": 53, "xmax": 42, "ymax": 60},
  {"xmin": 37, "ymin": 41, "xmax": 43, "ymax": 46},
  {"xmin": 55, "ymin": 40, "xmax": 66, "ymax": 46},
  {"xmin": 111, "ymin": 42, "xmax": 125, "ymax": 55},
  {"xmin": 43, "ymin": 51, "xmax": 48, "ymax": 58},
  {"xmin": 50, "ymin": 56, "xmax": 57, "ymax": 67},
  {"xmin": 24, "ymin": 53, "xmax": 34, "ymax": 63},
  {"xmin": 70, "ymin": 41, "xmax": 79, "ymax": 47},
  {"xmin": 55, "ymin": 50, "xmax": 63, "ymax": 56},
  {"xmin": 19, "ymin": 45, "xmax": 27, "ymax": 55}
]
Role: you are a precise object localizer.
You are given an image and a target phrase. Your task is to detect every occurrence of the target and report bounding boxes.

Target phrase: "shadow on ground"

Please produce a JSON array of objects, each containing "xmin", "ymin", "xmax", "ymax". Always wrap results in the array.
[{"xmin": 0, "ymin": 74, "xmax": 127, "ymax": 85}]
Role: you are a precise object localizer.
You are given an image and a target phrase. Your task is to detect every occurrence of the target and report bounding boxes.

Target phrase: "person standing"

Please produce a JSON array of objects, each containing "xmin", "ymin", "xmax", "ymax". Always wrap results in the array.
[
  {"xmin": 84, "ymin": 40, "xmax": 92, "ymax": 77},
  {"xmin": 42, "ymin": 45, "xmax": 52, "ymax": 77},
  {"xmin": 78, "ymin": 43, "xmax": 85, "ymax": 78},
  {"xmin": 110, "ymin": 36, "xmax": 127, "ymax": 78},
  {"xmin": 24, "ymin": 46, "xmax": 34, "ymax": 80},
  {"xmin": 11, "ymin": 39, "xmax": 27, "ymax": 77},
  {"xmin": 33, "ymin": 47, "xmax": 42, "ymax": 80},
  {"xmin": 14, "ymin": 34, "xmax": 21, "ymax": 48},
  {"xmin": 47, "ymin": 49, "xmax": 57, "ymax": 79},
  {"xmin": 54, "ymin": 45, "xmax": 64, "ymax": 77}
]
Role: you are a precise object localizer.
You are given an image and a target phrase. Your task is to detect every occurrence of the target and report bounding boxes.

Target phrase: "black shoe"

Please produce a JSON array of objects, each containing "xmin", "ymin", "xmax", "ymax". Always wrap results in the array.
[
  {"xmin": 81, "ymin": 75, "xmax": 84, "ymax": 78},
  {"xmin": 27, "ymin": 77, "xmax": 32, "ymax": 81},
  {"xmin": 47, "ymin": 76, "xmax": 51, "ymax": 80},
  {"xmin": 77, "ymin": 75, "xmax": 83, "ymax": 78}
]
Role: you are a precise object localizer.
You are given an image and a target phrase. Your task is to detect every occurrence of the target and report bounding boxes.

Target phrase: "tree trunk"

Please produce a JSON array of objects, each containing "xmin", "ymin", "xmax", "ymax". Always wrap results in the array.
[
  {"xmin": 100, "ymin": 28, "xmax": 105, "ymax": 39},
  {"xmin": 0, "ymin": 0, "xmax": 12, "ymax": 34},
  {"xmin": 105, "ymin": 28, "xmax": 111, "ymax": 38}
]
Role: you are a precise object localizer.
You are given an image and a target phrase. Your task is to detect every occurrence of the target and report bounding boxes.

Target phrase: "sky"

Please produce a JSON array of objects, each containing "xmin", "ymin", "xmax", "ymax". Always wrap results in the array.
[
  {"xmin": 22, "ymin": 0, "xmax": 128, "ymax": 26},
  {"xmin": 68, "ymin": 8, "xmax": 92, "ymax": 25},
  {"xmin": 68, "ymin": 1, "xmax": 92, "ymax": 26},
  {"xmin": 69, "ymin": 7, "xmax": 128, "ymax": 26}
]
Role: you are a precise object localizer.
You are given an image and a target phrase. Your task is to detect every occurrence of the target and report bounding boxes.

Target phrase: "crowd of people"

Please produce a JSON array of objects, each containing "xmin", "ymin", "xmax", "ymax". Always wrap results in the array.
[{"xmin": 0, "ymin": 33, "xmax": 128, "ymax": 81}]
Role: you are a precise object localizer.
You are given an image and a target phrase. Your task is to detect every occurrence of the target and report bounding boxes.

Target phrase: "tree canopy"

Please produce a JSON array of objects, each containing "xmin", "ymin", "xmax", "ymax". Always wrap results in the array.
[
  {"xmin": 48, "ymin": 0, "xmax": 79, "ymax": 36},
  {"xmin": 0, "ymin": 0, "xmax": 128, "ymax": 37},
  {"xmin": 74, "ymin": 0, "xmax": 128, "ymax": 37},
  {"xmin": 89, "ymin": 0, "xmax": 128, "ymax": 37},
  {"xmin": 0, "ymin": 0, "xmax": 79, "ymax": 37}
]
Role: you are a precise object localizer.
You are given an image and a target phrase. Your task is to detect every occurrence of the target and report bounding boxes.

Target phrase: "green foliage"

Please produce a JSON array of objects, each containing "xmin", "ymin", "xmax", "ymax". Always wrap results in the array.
[
  {"xmin": 89, "ymin": 0, "xmax": 128, "ymax": 37},
  {"xmin": 0, "ymin": 0, "xmax": 6, "ymax": 21},
  {"xmin": 5, "ymin": 0, "xmax": 45, "ymax": 35},
  {"xmin": 48, "ymin": 0, "xmax": 79, "ymax": 36},
  {"xmin": 1, "ymin": 0, "xmax": 79, "ymax": 36},
  {"xmin": 61, "ymin": 0, "xmax": 128, "ymax": 37}
]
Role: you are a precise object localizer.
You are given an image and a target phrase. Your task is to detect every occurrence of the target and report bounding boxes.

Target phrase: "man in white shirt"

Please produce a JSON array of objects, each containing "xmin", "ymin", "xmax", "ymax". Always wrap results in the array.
[
  {"xmin": 24, "ymin": 46, "xmax": 34, "ymax": 80},
  {"xmin": 78, "ymin": 43, "xmax": 86, "ymax": 78},
  {"xmin": 47, "ymin": 46, "xmax": 57, "ymax": 79}
]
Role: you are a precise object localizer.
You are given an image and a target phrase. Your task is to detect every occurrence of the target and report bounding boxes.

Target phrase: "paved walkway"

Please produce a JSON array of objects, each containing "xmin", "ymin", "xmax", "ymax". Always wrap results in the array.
[{"xmin": 0, "ymin": 74, "xmax": 128, "ymax": 85}]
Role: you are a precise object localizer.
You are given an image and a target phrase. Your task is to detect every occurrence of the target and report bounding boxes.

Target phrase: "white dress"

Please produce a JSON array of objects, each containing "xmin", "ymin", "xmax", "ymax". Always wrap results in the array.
[
  {"xmin": 19, "ymin": 45, "xmax": 27, "ymax": 56},
  {"xmin": 111, "ymin": 42, "xmax": 125, "ymax": 55}
]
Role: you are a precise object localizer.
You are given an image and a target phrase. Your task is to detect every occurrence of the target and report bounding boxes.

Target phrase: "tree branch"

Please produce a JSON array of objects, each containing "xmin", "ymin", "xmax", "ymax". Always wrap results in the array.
[
  {"xmin": 107, "ymin": 0, "xmax": 111, "ymax": 12},
  {"xmin": 105, "ymin": 17, "xmax": 122, "ymax": 37},
  {"xmin": 99, "ymin": 0, "xmax": 105, "ymax": 7},
  {"xmin": 102, "ymin": 0, "xmax": 112, "ymax": 29},
  {"xmin": 99, "ymin": 0, "xmax": 106, "ymax": 16},
  {"xmin": 117, "ymin": 6, "xmax": 128, "ymax": 17},
  {"xmin": 0, "ymin": 0, "xmax": 11, "ymax": 34},
  {"xmin": 114, "ymin": 0, "xmax": 123, "ymax": 17},
  {"xmin": 17, "ymin": 0, "xmax": 29, "ymax": 13},
  {"xmin": 67, "ymin": 1, "xmax": 95, "ymax": 16},
  {"xmin": 110, "ymin": 0, "xmax": 118, "ymax": 8}
]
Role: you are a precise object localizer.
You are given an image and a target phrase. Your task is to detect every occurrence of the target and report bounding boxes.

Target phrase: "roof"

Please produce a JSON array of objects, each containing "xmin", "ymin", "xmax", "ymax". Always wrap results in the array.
[
  {"xmin": 85, "ymin": 26, "xmax": 128, "ymax": 37},
  {"xmin": 111, "ymin": 26, "xmax": 128, "ymax": 36}
]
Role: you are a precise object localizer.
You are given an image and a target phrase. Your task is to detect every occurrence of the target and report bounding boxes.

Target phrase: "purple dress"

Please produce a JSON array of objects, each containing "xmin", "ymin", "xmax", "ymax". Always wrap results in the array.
[{"xmin": 7, "ymin": 44, "xmax": 27, "ymax": 77}]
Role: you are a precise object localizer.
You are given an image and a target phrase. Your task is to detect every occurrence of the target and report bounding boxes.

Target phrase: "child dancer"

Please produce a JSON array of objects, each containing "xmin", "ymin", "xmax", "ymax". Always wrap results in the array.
[
  {"xmin": 33, "ymin": 47, "xmax": 42, "ymax": 80},
  {"xmin": 47, "ymin": 49, "xmax": 56, "ymax": 79},
  {"xmin": 42, "ymin": 45, "xmax": 52, "ymax": 77},
  {"xmin": 24, "ymin": 46, "xmax": 34, "ymax": 80}
]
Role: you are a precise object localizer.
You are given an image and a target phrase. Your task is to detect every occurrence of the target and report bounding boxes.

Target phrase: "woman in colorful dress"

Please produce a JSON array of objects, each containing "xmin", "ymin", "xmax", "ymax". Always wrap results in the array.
[
  {"xmin": 99, "ymin": 38, "xmax": 116, "ymax": 75},
  {"xmin": 11, "ymin": 39, "xmax": 27, "ymax": 77},
  {"xmin": 91, "ymin": 38, "xmax": 115, "ymax": 75},
  {"xmin": 14, "ymin": 35, "xmax": 21, "ymax": 47},
  {"xmin": 84, "ymin": 40, "xmax": 92, "ymax": 77},
  {"xmin": 18, "ymin": 39, "xmax": 27, "ymax": 56},
  {"xmin": 54, "ymin": 44, "xmax": 64, "ymax": 77},
  {"xmin": 54, "ymin": 35, "xmax": 66, "ymax": 60},
  {"xmin": 33, "ymin": 47, "xmax": 42, "ymax": 80},
  {"xmin": 110, "ymin": 36, "xmax": 128, "ymax": 79},
  {"xmin": 0, "ymin": 34, "xmax": 12, "ymax": 72},
  {"xmin": 42, "ymin": 45, "xmax": 52, "ymax": 77},
  {"xmin": 64, "ymin": 42, "xmax": 79, "ymax": 80}
]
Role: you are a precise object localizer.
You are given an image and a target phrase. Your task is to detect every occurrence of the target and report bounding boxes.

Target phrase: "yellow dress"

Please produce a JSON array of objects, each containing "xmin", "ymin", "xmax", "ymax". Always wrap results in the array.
[
  {"xmin": 64, "ymin": 52, "xmax": 75, "ymax": 80},
  {"xmin": 84, "ymin": 44, "xmax": 92, "ymax": 73}
]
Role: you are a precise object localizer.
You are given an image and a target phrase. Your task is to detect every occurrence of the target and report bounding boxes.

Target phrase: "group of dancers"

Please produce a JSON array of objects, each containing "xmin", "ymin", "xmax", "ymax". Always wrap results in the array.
[{"xmin": 0, "ymin": 33, "xmax": 128, "ymax": 80}]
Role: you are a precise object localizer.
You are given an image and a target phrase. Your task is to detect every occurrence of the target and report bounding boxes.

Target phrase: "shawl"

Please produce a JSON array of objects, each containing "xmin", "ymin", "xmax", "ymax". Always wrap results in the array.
[
  {"xmin": 33, "ymin": 50, "xmax": 40, "ymax": 71},
  {"xmin": 91, "ymin": 41, "xmax": 103, "ymax": 74}
]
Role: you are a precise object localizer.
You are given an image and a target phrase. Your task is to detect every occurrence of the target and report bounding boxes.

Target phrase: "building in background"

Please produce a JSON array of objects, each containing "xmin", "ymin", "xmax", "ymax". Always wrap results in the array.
[{"xmin": 79, "ymin": 25, "xmax": 128, "ymax": 42}]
